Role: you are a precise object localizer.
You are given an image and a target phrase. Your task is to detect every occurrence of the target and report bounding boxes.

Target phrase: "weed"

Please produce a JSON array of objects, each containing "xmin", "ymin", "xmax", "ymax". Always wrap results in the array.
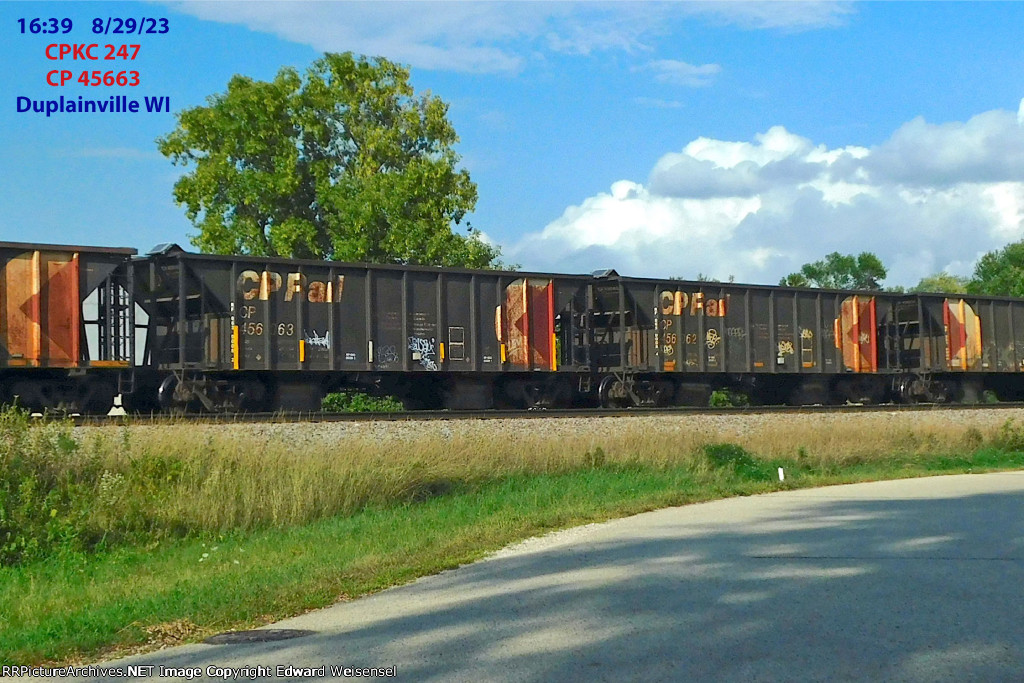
[
  {"xmin": 321, "ymin": 391, "xmax": 403, "ymax": 413},
  {"xmin": 701, "ymin": 443, "xmax": 775, "ymax": 481},
  {"xmin": 584, "ymin": 447, "xmax": 607, "ymax": 468},
  {"xmin": 0, "ymin": 408, "xmax": 96, "ymax": 565},
  {"xmin": 962, "ymin": 427, "xmax": 985, "ymax": 450},
  {"xmin": 991, "ymin": 419, "xmax": 1024, "ymax": 452},
  {"xmin": 709, "ymin": 390, "xmax": 750, "ymax": 407}
]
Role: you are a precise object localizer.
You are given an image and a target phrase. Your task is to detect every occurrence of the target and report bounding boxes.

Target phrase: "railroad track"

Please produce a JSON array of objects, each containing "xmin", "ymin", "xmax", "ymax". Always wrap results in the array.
[{"xmin": 62, "ymin": 401, "xmax": 1024, "ymax": 426}]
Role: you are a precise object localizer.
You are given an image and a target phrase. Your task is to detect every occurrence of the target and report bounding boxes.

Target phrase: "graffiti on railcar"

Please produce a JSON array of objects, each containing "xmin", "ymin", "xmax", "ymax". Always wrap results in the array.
[
  {"xmin": 375, "ymin": 344, "xmax": 399, "ymax": 364},
  {"xmin": 408, "ymin": 336, "xmax": 438, "ymax": 370},
  {"xmin": 304, "ymin": 330, "xmax": 331, "ymax": 349}
]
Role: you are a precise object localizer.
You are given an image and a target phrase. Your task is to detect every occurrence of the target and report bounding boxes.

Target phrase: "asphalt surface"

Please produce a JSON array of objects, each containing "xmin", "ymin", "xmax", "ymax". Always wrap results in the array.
[{"xmin": 80, "ymin": 472, "xmax": 1024, "ymax": 682}]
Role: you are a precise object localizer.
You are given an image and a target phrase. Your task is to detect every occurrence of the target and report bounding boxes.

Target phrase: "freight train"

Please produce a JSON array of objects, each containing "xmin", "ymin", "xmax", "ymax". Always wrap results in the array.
[{"xmin": 2, "ymin": 239, "xmax": 1023, "ymax": 414}]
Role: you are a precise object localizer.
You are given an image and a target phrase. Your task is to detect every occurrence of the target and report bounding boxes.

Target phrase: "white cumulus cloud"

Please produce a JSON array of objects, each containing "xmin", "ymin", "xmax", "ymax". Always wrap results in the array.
[{"xmin": 506, "ymin": 103, "xmax": 1024, "ymax": 288}]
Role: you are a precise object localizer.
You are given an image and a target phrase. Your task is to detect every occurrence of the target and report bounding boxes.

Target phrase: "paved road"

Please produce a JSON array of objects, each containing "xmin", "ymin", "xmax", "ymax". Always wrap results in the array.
[{"xmin": 88, "ymin": 473, "xmax": 1024, "ymax": 682}]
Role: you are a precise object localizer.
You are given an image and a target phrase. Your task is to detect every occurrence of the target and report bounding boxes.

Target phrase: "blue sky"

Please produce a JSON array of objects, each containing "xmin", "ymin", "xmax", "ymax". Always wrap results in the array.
[{"xmin": 3, "ymin": 1, "xmax": 1024, "ymax": 287}]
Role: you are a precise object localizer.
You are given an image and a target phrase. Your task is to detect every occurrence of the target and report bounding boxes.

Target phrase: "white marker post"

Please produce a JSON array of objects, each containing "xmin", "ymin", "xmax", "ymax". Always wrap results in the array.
[{"xmin": 778, "ymin": 467, "xmax": 785, "ymax": 482}]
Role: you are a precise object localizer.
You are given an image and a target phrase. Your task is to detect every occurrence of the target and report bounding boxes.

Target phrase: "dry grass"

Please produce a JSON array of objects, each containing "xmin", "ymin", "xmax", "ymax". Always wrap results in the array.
[{"xmin": 73, "ymin": 412, "xmax": 1003, "ymax": 536}]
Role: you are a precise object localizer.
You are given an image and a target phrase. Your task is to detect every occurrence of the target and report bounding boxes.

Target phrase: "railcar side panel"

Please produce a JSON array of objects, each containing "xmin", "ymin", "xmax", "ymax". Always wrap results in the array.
[
  {"xmin": 986, "ymin": 299, "xmax": 1016, "ymax": 372},
  {"xmin": 240, "ymin": 262, "xmax": 269, "ymax": 370},
  {"xmin": 820, "ymin": 294, "xmax": 840, "ymax": 372},
  {"xmin": 444, "ymin": 275, "xmax": 473, "ymax": 370},
  {"xmin": 299, "ymin": 266, "xmax": 332, "ymax": 371},
  {"xmin": 774, "ymin": 291, "xmax": 797, "ymax": 372},
  {"xmin": 332, "ymin": 267, "xmax": 363, "ymax": 370},
  {"xmin": 372, "ymin": 271, "xmax": 403, "ymax": 372},
  {"xmin": 43, "ymin": 253, "xmax": 80, "ymax": 367},
  {"xmin": 723, "ymin": 287, "xmax": 749, "ymax": 373},
  {"xmin": 407, "ymin": 271, "xmax": 439, "ymax": 372},
  {"xmin": 797, "ymin": 293, "xmax": 820, "ymax": 372},
  {"xmin": 990, "ymin": 300, "xmax": 1010, "ymax": 371},
  {"xmin": 500, "ymin": 278, "xmax": 551, "ymax": 371},
  {"xmin": 2, "ymin": 252, "xmax": 42, "ymax": 366},
  {"xmin": 749, "ymin": 290, "xmax": 771, "ymax": 372},
  {"xmin": 980, "ymin": 300, "xmax": 997, "ymax": 371},
  {"xmin": 1012, "ymin": 301, "xmax": 1024, "ymax": 371},
  {"xmin": 477, "ymin": 275, "xmax": 501, "ymax": 371},
  {"xmin": 626, "ymin": 285, "xmax": 655, "ymax": 372}
]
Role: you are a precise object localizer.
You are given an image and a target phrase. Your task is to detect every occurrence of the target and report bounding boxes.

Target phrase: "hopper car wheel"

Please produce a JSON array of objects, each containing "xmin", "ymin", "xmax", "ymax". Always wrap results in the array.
[
  {"xmin": 157, "ymin": 374, "xmax": 192, "ymax": 412},
  {"xmin": 598, "ymin": 375, "xmax": 631, "ymax": 409},
  {"xmin": 158, "ymin": 374, "xmax": 177, "ymax": 410}
]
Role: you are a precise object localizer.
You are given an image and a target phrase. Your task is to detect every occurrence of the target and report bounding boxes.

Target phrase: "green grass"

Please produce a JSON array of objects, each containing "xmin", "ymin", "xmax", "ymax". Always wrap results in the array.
[
  {"xmin": 7, "ymin": 404, "xmax": 1024, "ymax": 664},
  {"xmin": 5, "ymin": 445, "xmax": 1024, "ymax": 666},
  {"xmin": 1, "ymin": 467, "xmax": 699, "ymax": 664}
]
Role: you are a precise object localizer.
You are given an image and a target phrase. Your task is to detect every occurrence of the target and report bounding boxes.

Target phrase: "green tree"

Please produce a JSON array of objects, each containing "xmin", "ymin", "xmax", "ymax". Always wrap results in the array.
[
  {"xmin": 911, "ymin": 271, "xmax": 969, "ymax": 294},
  {"xmin": 779, "ymin": 252, "xmax": 887, "ymax": 290},
  {"xmin": 779, "ymin": 273, "xmax": 809, "ymax": 287},
  {"xmin": 158, "ymin": 52, "xmax": 502, "ymax": 268},
  {"xmin": 967, "ymin": 240, "xmax": 1024, "ymax": 297}
]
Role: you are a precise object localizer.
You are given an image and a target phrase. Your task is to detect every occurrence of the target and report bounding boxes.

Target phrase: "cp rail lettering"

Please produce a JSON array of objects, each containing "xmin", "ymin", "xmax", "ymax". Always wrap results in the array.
[
  {"xmin": 237, "ymin": 271, "xmax": 346, "ymax": 303},
  {"xmin": 660, "ymin": 290, "xmax": 729, "ymax": 317}
]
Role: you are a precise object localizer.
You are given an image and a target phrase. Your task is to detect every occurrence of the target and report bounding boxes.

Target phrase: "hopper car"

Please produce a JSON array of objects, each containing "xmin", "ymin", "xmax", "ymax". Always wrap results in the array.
[{"xmin": 2, "ymin": 239, "xmax": 1024, "ymax": 413}]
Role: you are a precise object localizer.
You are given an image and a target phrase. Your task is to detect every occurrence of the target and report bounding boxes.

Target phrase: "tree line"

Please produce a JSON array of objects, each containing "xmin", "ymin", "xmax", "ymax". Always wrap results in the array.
[
  {"xmin": 160, "ymin": 51, "xmax": 1023, "ymax": 295},
  {"xmin": 777, "ymin": 246, "xmax": 1024, "ymax": 296}
]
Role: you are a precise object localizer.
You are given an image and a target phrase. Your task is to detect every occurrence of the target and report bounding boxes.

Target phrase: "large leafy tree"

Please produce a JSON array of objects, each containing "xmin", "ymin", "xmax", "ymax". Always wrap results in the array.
[
  {"xmin": 158, "ymin": 52, "xmax": 501, "ymax": 268},
  {"xmin": 967, "ymin": 240, "xmax": 1024, "ymax": 297},
  {"xmin": 779, "ymin": 252, "xmax": 887, "ymax": 290}
]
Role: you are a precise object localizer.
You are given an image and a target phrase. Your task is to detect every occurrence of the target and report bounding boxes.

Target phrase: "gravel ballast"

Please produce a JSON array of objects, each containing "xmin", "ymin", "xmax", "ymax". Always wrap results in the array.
[{"xmin": 75, "ymin": 407, "xmax": 1024, "ymax": 450}]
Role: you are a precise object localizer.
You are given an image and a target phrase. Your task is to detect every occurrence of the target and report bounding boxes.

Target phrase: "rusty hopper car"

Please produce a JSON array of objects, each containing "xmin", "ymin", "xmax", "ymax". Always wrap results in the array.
[
  {"xmin": 0, "ymin": 241, "xmax": 136, "ymax": 413},
  {"xmin": 125, "ymin": 244, "xmax": 1024, "ymax": 412}
]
